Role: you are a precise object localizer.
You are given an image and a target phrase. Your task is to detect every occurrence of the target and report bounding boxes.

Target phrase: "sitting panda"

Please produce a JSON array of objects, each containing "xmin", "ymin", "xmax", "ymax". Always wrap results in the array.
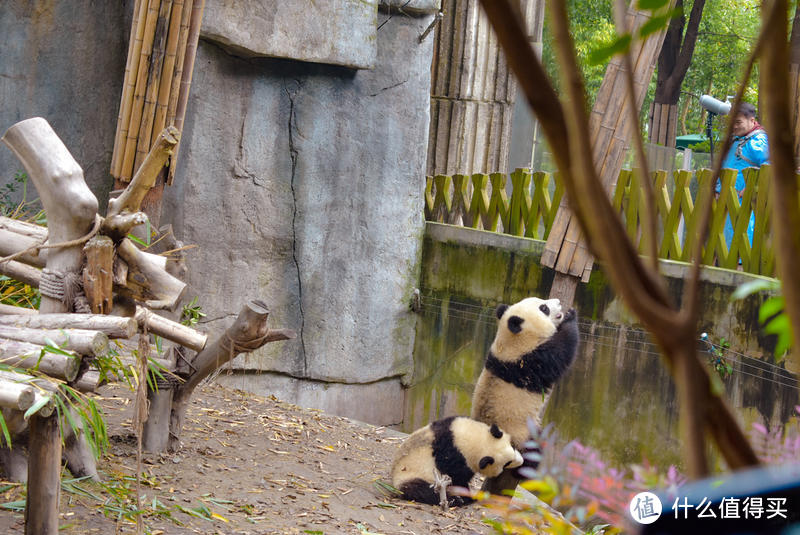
[
  {"xmin": 391, "ymin": 416, "xmax": 523, "ymax": 507},
  {"xmin": 470, "ymin": 297, "xmax": 579, "ymax": 489}
]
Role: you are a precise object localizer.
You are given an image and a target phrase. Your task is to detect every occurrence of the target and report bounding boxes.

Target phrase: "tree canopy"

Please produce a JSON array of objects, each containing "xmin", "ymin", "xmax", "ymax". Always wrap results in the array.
[{"xmin": 542, "ymin": 0, "xmax": 762, "ymax": 138}]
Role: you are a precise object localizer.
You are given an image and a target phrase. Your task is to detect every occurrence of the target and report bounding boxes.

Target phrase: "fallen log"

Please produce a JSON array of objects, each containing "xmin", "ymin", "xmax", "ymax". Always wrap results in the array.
[
  {"xmin": 0, "ymin": 371, "xmax": 56, "ymax": 417},
  {"xmin": 72, "ymin": 369, "xmax": 101, "ymax": 393},
  {"xmin": 135, "ymin": 306, "xmax": 207, "ymax": 352},
  {"xmin": 117, "ymin": 238, "xmax": 187, "ymax": 310},
  {"xmin": 0, "ymin": 377, "xmax": 35, "ymax": 411},
  {"xmin": 0, "ymin": 338, "xmax": 80, "ymax": 381},
  {"xmin": 0, "ymin": 326, "xmax": 108, "ymax": 357},
  {"xmin": 0, "ymin": 304, "xmax": 38, "ymax": 316},
  {"xmin": 165, "ymin": 300, "xmax": 294, "ymax": 451},
  {"xmin": 0, "ymin": 259, "xmax": 41, "ymax": 288},
  {"xmin": 0, "ymin": 313, "xmax": 137, "ymax": 339}
]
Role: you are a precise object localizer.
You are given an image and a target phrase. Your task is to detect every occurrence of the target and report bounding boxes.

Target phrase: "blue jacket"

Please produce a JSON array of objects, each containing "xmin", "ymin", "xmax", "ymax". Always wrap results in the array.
[{"xmin": 719, "ymin": 128, "xmax": 769, "ymax": 193}]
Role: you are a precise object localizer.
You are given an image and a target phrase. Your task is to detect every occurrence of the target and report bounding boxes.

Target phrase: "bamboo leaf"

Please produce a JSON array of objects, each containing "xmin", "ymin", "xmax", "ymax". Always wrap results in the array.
[
  {"xmin": 588, "ymin": 34, "xmax": 631, "ymax": 65},
  {"xmin": 731, "ymin": 279, "xmax": 780, "ymax": 300},
  {"xmin": 0, "ymin": 411, "xmax": 11, "ymax": 449},
  {"xmin": 23, "ymin": 395, "xmax": 51, "ymax": 420},
  {"xmin": 759, "ymin": 297, "xmax": 785, "ymax": 324},
  {"xmin": 637, "ymin": 0, "xmax": 669, "ymax": 9}
]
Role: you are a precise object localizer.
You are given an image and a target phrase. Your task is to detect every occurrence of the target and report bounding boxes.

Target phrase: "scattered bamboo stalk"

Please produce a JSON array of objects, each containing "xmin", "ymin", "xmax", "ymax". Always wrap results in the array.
[
  {"xmin": 134, "ymin": 0, "xmax": 174, "ymax": 172},
  {"xmin": 168, "ymin": 0, "xmax": 205, "ymax": 185},
  {"xmin": 153, "ymin": 0, "xmax": 185, "ymax": 138},
  {"xmin": 121, "ymin": 0, "xmax": 163, "ymax": 182},
  {"xmin": 112, "ymin": 0, "xmax": 148, "ymax": 177}
]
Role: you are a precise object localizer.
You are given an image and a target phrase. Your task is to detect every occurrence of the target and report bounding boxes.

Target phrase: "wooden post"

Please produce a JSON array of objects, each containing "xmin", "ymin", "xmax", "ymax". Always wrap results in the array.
[
  {"xmin": 1, "ymin": 118, "xmax": 99, "ymax": 314},
  {"xmin": 25, "ymin": 413, "xmax": 61, "ymax": 535},
  {"xmin": 83, "ymin": 236, "xmax": 115, "ymax": 314}
]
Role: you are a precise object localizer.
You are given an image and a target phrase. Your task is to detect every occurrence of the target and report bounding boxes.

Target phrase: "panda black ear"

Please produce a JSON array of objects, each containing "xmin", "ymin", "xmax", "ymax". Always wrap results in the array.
[
  {"xmin": 490, "ymin": 424, "xmax": 503, "ymax": 439},
  {"xmin": 495, "ymin": 304, "xmax": 509, "ymax": 319},
  {"xmin": 479, "ymin": 456, "xmax": 495, "ymax": 470},
  {"xmin": 508, "ymin": 315, "xmax": 524, "ymax": 334}
]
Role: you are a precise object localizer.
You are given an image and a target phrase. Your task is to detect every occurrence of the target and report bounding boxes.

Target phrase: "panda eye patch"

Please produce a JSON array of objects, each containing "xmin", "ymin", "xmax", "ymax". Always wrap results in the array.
[
  {"xmin": 508, "ymin": 315, "xmax": 524, "ymax": 334},
  {"xmin": 539, "ymin": 303, "xmax": 550, "ymax": 315}
]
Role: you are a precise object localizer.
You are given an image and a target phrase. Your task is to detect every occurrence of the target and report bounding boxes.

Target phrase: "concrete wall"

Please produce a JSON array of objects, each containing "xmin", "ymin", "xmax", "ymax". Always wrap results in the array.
[
  {"xmin": 0, "ymin": 1, "xmax": 131, "ymax": 209},
  {"xmin": 410, "ymin": 223, "xmax": 798, "ymax": 469},
  {"xmin": 0, "ymin": 2, "xmax": 436, "ymax": 426},
  {"xmin": 164, "ymin": 4, "xmax": 437, "ymax": 426}
]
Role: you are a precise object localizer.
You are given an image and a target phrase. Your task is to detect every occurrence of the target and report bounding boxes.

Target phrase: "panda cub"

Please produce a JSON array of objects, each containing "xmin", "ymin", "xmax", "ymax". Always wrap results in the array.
[
  {"xmin": 471, "ymin": 297, "xmax": 579, "ymax": 478},
  {"xmin": 391, "ymin": 416, "xmax": 522, "ymax": 506}
]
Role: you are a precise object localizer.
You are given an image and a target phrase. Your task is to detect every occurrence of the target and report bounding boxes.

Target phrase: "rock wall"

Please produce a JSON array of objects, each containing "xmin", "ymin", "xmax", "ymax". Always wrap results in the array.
[
  {"xmin": 162, "ymin": 4, "xmax": 437, "ymax": 426},
  {"xmin": 0, "ymin": 1, "xmax": 131, "ymax": 207},
  {"xmin": 411, "ymin": 223, "xmax": 797, "ymax": 469}
]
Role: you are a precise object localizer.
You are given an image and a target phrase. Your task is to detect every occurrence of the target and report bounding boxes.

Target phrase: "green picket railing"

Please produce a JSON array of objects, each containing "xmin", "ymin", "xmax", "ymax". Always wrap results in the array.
[{"xmin": 424, "ymin": 166, "xmax": 783, "ymax": 277}]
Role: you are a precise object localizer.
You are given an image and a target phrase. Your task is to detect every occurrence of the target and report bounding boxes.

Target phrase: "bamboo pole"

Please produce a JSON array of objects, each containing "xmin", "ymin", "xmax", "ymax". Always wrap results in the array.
[
  {"xmin": 112, "ymin": 0, "xmax": 148, "ymax": 177},
  {"xmin": 24, "ymin": 413, "xmax": 61, "ymax": 535},
  {"xmin": 168, "ymin": 0, "xmax": 205, "ymax": 185},
  {"xmin": 134, "ymin": 0, "xmax": 174, "ymax": 173},
  {"xmin": 120, "ymin": 0, "xmax": 163, "ymax": 183},
  {"xmin": 153, "ymin": 0, "xmax": 185, "ymax": 138},
  {"xmin": 167, "ymin": 0, "xmax": 194, "ymax": 128}
]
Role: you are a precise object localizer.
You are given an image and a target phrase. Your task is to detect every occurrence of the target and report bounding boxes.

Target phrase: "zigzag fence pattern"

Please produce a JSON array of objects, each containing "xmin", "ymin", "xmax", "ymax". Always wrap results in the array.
[{"xmin": 424, "ymin": 166, "xmax": 783, "ymax": 277}]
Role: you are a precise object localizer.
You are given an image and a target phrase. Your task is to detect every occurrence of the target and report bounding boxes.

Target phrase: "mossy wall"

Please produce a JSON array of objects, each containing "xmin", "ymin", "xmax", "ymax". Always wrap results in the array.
[{"xmin": 406, "ymin": 223, "xmax": 799, "ymax": 469}]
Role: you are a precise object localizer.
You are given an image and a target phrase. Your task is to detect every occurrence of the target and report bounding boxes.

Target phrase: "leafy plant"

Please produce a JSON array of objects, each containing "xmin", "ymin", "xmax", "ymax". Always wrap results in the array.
[
  {"xmin": 476, "ymin": 421, "xmax": 685, "ymax": 534},
  {"xmin": 181, "ymin": 296, "xmax": 206, "ymax": 327},
  {"xmin": 731, "ymin": 279, "xmax": 791, "ymax": 360},
  {"xmin": 748, "ymin": 406, "xmax": 800, "ymax": 464}
]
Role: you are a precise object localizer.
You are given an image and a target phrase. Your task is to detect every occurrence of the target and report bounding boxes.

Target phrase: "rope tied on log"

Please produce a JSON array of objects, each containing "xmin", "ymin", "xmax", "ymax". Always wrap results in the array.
[
  {"xmin": 0, "ymin": 214, "xmax": 102, "ymax": 266},
  {"xmin": 40, "ymin": 270, "xmax": 91, "ymax": 314}
]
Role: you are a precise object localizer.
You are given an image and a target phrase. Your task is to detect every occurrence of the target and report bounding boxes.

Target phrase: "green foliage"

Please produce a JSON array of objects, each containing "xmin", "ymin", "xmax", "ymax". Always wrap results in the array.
[
  {"xmin": 181, "ymin": 296, "xmax": 206, "ymax": 327},
  {"xmin": 542, "ymin": 0, "xmax": 762, "ymax": 134},
  {"xmin": 730, "ymin": 279, "xmax": 792, "ymax": 360}
]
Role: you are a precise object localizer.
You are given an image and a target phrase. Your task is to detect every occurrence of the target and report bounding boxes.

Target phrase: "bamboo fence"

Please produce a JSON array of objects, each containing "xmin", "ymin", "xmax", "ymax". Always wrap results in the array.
[{"xmin": 424, "ymin": 166, "xmax": 787, "ymax": 277}]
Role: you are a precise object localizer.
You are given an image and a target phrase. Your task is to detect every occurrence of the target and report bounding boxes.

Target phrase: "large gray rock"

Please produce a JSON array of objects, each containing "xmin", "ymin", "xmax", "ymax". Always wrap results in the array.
[
  {"xmin": 163, "ymin": 10, "xmax": 434, "ymax": 422},
  {"xmin": 0, "ymin": 2, "xmax": 130, "ymax": 208},
  {"xmin": 202, "ymin": 0, "xmax": 378, "ymax": 69}
]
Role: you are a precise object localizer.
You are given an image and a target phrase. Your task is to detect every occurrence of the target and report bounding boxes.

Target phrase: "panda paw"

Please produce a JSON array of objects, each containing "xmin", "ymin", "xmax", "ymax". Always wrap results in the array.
[{"xmin": 561, "ymin": 308, "xmax": 577, "ymax": 324}]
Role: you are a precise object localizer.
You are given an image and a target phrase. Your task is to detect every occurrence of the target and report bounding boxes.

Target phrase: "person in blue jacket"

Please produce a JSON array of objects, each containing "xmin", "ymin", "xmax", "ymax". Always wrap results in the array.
[{"xmin": 718, "ymin": 102, "xmax": 769, "ymax": 249}]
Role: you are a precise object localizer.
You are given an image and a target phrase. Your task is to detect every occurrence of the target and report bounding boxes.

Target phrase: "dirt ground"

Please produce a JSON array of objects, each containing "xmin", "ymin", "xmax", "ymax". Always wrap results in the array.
[{"xmin": 0, "ymin": 381, "xmax": 500, "ymax": 535}]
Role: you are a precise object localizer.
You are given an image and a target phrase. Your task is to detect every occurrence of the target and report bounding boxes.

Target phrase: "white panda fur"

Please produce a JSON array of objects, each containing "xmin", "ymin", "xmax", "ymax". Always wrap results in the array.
[
  {"xmin": 471, "ymin": 297, "xmax": 579, "ymax": 463},
  {"xmin": 391, "ymin": 416, "xmax": 523, "ymax": 506}
]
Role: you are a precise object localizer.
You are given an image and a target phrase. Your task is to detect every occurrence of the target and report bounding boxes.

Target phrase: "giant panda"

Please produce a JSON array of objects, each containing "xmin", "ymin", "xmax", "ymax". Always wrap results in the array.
[
  {"xmin": 470, "ymin": 297, "xmax": 579, "ymax": 488},
  {"xmin": 391, "ymin": 416, "xmax": 523, "ymax": 507}
]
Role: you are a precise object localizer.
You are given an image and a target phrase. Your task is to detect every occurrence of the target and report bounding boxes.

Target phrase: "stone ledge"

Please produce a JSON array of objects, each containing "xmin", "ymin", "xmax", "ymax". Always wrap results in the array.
[
  {"xmin": 216, "ymin": 372, "xmax": 406, "ymax": 427},
  {"xmin": 201, "ymin": 0, "xmax": 378, "ymax": 69},
  {"xmin": 380, "ymin": 0, "xmax": 441, "ymax": 15}
]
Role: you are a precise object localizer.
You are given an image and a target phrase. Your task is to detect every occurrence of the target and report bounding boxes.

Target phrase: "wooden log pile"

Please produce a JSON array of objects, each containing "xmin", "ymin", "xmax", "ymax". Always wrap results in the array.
[{"xmin": 1, "ymin": 117, "xmax": 293, "ymax": 534}]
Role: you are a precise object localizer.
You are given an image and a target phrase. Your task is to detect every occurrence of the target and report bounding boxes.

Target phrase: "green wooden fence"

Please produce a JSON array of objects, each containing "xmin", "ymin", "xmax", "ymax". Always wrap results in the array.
[{"xmin": 424, "ymin": 166, "xmax": 782, "ymax": 277}]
